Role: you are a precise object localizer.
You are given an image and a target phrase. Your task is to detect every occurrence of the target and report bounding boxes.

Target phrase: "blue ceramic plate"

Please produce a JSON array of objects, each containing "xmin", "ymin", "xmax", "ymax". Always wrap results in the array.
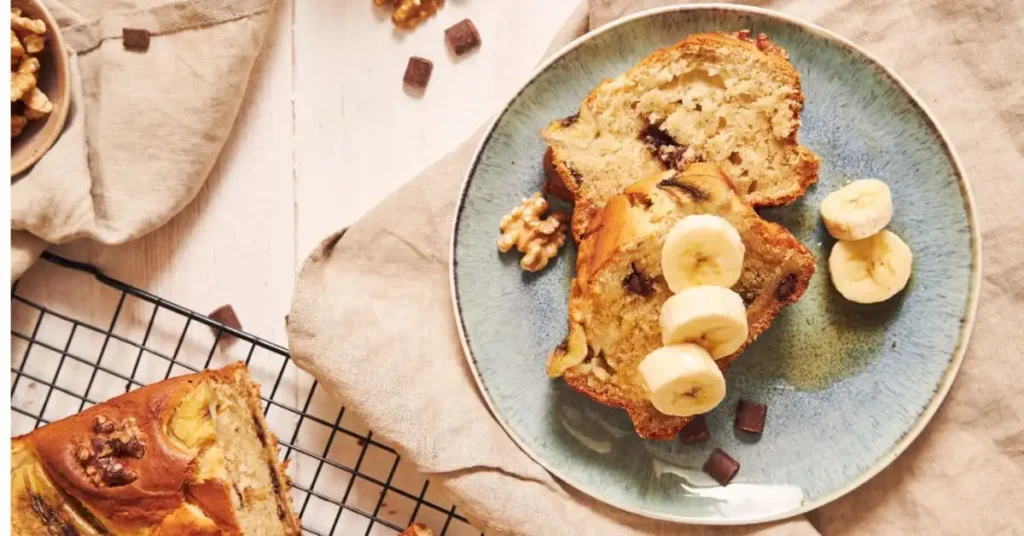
[{"xmin": 450, "ymin": 4, "xmax": 979, "ymax": 525}]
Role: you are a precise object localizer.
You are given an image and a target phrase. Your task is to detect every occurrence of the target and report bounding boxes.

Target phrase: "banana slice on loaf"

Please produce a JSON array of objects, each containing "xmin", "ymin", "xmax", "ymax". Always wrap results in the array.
[
  {"xmin": 547, "ymin": 163, "xmax": 815, "ymax": 440},
  {"xmin": 542, "ymin": 32, "xmax": 820, "ymax": 241}
]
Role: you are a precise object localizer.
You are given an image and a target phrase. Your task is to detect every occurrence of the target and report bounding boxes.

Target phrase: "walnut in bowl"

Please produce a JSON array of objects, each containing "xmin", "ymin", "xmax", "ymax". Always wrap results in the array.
[{"xmin": 11, "ymin": 0, "xmax": 70, "ymax": 176}]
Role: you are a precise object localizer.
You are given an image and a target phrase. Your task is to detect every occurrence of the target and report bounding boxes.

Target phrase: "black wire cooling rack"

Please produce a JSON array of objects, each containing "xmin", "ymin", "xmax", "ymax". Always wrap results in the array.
[{"xmin": 10, "ymin": 252, "xmax": 478, "ymax": 536}]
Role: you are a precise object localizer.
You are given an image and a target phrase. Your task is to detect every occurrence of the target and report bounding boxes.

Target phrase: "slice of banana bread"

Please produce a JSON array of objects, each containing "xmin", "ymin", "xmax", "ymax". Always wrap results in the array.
[
  {"xmin": 547, "ymin": 163, "xmax": 815, "ymax": 440},
  {"xmin": 11, "ymin": 363, "xmax": 301, "ymax": 535},
  {"xmin": 542, "ymin": 31, "xmax": 819, "ymax": 241}
]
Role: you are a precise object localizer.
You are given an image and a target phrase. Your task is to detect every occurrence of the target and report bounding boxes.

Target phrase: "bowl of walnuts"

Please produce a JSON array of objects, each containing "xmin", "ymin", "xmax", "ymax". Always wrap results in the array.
[{"xmin": 11, "ymin": 0, "xmax": 69, "ymax": 176}]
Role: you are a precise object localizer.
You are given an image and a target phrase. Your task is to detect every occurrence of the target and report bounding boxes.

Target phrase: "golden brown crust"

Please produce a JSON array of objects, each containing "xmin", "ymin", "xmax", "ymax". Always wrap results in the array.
[
  {"xmin": 24, "ymin": 375, "xmax": 204, "ymax": 531},
  {"xmin": 542, "ymin": 146, "xmax": 576, "ymax": 202},
  {"xmin": 11, "ymin": 363, "xmax": 302, "ymax": 535},
  {"xmin": 548, "ymin": 164, "xmax": 815, "ymax": 440}
]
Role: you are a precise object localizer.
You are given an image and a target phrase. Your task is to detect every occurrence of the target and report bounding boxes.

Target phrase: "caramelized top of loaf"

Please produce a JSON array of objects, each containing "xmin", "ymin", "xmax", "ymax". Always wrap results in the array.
[
  {"xmin": 547, "ymin": 164, "xmax": 815, "ymax": 439},
  {"xmin": 542, "ymin": 32, "xmax": 819, "ymax": 241},
  {"xmin": 11, "ymin": 363, "xmax": 301, "ymax": 535}
]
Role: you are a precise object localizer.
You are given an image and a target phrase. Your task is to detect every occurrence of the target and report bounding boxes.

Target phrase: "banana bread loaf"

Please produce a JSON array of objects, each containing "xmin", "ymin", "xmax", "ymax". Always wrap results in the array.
[{"xmin": 11, "ymin": 362, "xmax": 301, "ymax": 535}]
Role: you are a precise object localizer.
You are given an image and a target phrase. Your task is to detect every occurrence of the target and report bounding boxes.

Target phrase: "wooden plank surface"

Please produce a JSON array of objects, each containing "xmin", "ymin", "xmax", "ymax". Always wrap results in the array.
[
  {"xmin": 293, "ymin": 0, "xmax": 580, "ymax": 259},
  {"xmin": 11, "ymin": 1, "xmax": 580, "ymax": 534}
]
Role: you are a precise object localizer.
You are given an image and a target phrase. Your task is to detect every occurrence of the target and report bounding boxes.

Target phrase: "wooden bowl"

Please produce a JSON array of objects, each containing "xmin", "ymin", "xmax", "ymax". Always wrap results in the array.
[{"xmin": 11, "ymin": 0, "xmax": 71, "ymax": 176}]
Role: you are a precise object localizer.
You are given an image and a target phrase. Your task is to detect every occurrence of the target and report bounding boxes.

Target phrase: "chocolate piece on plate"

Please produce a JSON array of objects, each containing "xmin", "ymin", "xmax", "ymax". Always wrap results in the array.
[
  {"xmin": 735, "ymin": 399, "xmax": 768, "ymax": 434},
  {"xmin": 403, "ymin": 56, "xmax": 433, "ymax": 89},
  {"xmin": 678, "ymin": 415, "xmax": 710, "ymax": 444},
  {"xmin": 703, "ymin": 448, "xmax": 740, "ymax": 486},
  {"xmin": 122, "ymin": 28, "xmax": 151, "ymax": 51},
  {"xmin": 445, "ymin": 19, "xmax": 480, "ymax": 55}
]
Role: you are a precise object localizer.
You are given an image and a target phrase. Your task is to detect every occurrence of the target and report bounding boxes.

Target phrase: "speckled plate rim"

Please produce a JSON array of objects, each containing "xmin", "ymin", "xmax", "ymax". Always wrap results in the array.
[{"xmin": 449, "ymin": 3, "xmax": 982, "ymax": 525}]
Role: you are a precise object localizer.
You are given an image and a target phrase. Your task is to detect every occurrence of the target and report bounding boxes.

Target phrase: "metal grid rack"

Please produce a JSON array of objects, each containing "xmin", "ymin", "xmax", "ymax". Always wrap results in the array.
[{"xmin": 11, "ymin": 253, "xmax": 478, "ymax": 536}]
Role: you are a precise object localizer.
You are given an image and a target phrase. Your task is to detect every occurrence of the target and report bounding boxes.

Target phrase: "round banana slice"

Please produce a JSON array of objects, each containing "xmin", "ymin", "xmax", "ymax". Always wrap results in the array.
[
  {"xmin": 661, "ymin": 214, "xmax": 745, "ymax": 292},
  {"xmin": 820, "ymin": 179, "xmax": 893, "ymax": 241},
  {"xmin": 638, "ymin": 344, "xmax": 726, "ymax": 417},
  {"xmin": 829, "ymin": 230, "xmax": 913, "ymax": 303},
  {"xmin": 660, "ymin": 286, "xmax": 748, "ymax": 359}
]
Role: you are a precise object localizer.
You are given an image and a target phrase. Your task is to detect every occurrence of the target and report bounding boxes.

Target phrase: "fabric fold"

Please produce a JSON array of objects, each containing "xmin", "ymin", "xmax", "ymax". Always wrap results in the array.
[{"xmin": 11, "ymin": 0, "xmax": 279, "ymax": 280}]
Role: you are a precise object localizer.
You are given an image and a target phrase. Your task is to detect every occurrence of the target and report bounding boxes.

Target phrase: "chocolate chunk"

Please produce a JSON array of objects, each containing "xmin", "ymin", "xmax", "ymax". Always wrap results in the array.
[
  {"xmin": 775, "ymin": 274, "xmax": 797, "ymax": 300},
  {"xmin": 209, "ymin": 304, "xmax": 242, "ymax": 330},
  {"xmin": 735, "ymin": 399, "xmax": 768, "ymax": 434},
  {"xmin": 626, "ymin": 191, "xmax": 653, "ymax": 209},
  {"xmin": 638, "ymin": 121, "xmax": 679, "ymax": 149},
  {"xmin": 703, "ymin": 448, "xmax": 740, "ymax": 486},
  {"xmin": 622, "ymin": 263, "xmax": 655, "ymax": 296},
  {"xmin": 403, "ymin": 56, "xmax": 433, "ymax": 89},
  {"xmin": 678, "ymin": 415, "xmax": 710, "ymax": 444},
  {"xmin": 656, "ymin": 178, "xmax": 708, "ymax": 201},
  {"xmin": 445, "ymin": 19, "xmax": 481, "ymax": 55},
  {"xmin": 560, "ymin": 112, "xmax": 580, "ymax": 127},
  {"xmin": 209, "ymin": 305, "xmax": 242, "ymax": 345},
  {"xmin": 639, "ymin": 123, "xmax": 684, "ymax": 169},
  {"xmin": 122, "ymin": 28, "xmax": 151, "ymax": 51}
]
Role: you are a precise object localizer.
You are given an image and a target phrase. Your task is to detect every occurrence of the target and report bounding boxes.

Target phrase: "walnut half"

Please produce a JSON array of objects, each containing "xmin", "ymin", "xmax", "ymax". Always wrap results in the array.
[
  {"xmin": 75, "ymin": 415, "xmax": 147, "ymax": 488},
  {"xmin": 498, "ymin": 192, "xmax": 568, "ymax": 272},
  {"xmin": 390, "ymin": 0, "xmax": 444, "ymax": 30}
]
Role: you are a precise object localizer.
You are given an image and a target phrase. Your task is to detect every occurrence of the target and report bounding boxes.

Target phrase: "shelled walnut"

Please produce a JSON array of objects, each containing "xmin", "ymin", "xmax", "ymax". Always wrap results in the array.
[
  {"xmin": 375, "ymin": 0, "xmax": 444, "ymax": 30},
  {"xmin": 10, "ymin": 8, "xmax": 51, "ymax": 139},
  {"xmin": 498, "ymin": 192, "xmax": 569, "ymax": 272},
  {"xmin": 75, "ymin": 415, "xmax": 147, "ymax": 487},
  {"xmin": 731, "ymin": 29, "xmax": 788, "ymax": 59},
  {"xmin": 400, "ymin": 523, "xmax": 434, "ymax": 536}
]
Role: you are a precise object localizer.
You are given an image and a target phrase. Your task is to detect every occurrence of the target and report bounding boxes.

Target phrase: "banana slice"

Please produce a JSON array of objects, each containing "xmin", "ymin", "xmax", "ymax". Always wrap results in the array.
[
  {"xmin": 638, "ymin": 344, "xmax": 726, "ymax": 417},
  {"xmin": 829, "ymin": 230, "xmax": 913, "ymax": 303},
  {"xmin": 661, "ymin": 214, "xmax": 745, "ymax": 292},
  {"xmin": 660, "ymin": 286, "xmax": 748, "ymax": 359},
  {"xmin": 820, "ymin": 179, "xmax": 893, "ymax": 241}
]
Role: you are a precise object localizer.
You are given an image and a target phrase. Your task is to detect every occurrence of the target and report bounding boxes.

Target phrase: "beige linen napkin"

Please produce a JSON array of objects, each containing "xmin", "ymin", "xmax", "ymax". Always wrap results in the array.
[
  {"xmin": 289, "ymin": 1, "xmax": 1024, "ymax": 534},
  {"xmin": 11, "ymin": 0, "xmax": 279, "ymax": 280}
]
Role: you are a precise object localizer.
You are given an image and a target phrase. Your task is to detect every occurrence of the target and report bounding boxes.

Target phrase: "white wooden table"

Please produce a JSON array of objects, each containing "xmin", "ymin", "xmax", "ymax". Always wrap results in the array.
[{"xmin": 11, "ymin": 1, "xmax": 580, "ymax": 534}]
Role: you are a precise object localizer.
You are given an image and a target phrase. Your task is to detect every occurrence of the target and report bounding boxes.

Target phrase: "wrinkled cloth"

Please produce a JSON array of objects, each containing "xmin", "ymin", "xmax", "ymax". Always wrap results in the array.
[
  {"xmin": 288, "ymin": 1, "xmax": 1024, "ymax": 534},
  {"xmin": 11, "ymin": 0, "xmax": 278, "ymax": 280}
]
